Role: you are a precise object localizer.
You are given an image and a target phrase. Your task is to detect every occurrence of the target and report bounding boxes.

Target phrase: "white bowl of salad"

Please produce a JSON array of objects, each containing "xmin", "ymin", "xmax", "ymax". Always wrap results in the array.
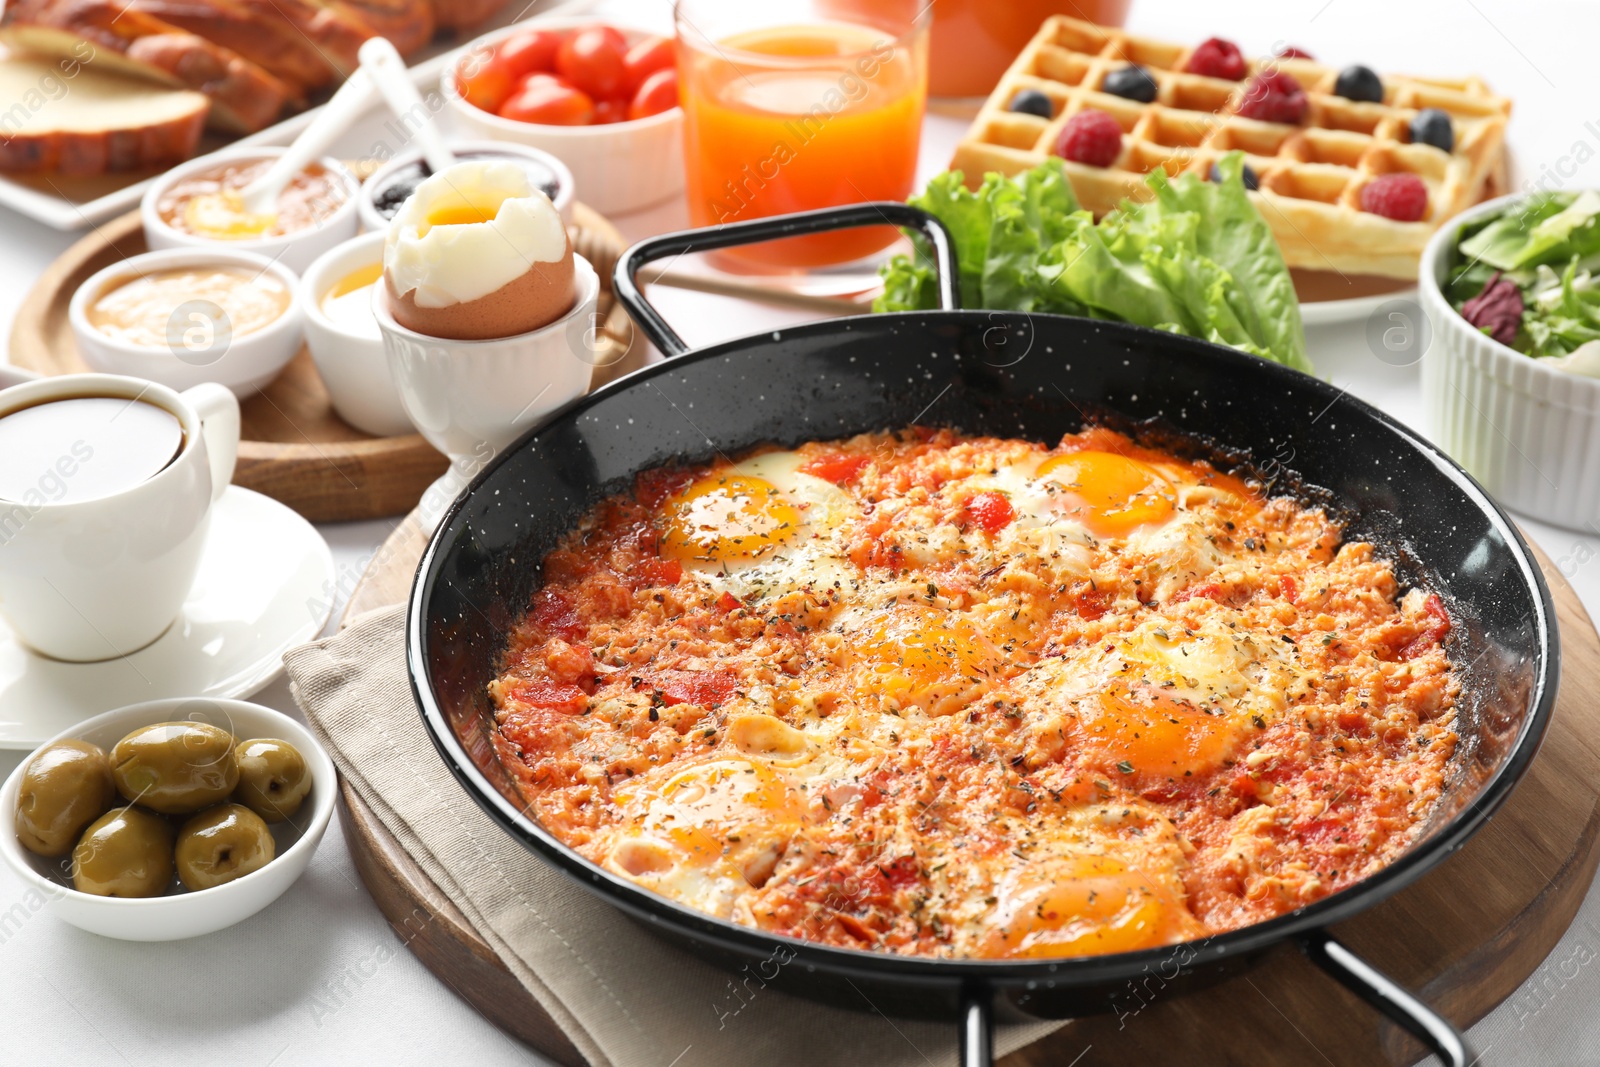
[{"xmin": 1420, "ymin": 190, "xmax": 1600, "ymax": 530}]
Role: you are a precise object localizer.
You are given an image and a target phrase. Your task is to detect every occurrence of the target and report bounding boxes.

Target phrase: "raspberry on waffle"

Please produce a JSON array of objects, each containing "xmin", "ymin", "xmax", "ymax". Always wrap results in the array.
[{"xmin": 950, "ymin": 16, "xmax": 1512, "ymax": 279}]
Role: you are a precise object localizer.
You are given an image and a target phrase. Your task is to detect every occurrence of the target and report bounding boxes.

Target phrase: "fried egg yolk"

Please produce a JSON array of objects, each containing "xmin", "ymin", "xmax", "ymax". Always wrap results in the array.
[
  {"xmin": 985, "ymin": 855, "xmax": 1193, "ymax": 958},
  {"xmin": 661, "ymin": 474, "xmax": 800, "ymax": 565},
  {"xmin": 852, "ymin": 606, "xmax": 1004, "ymax": 715},
  {"xmin": 608, "ymin": 759, "xmax": 802, "ymax": 899},
  {"xmin": 1035, "ymin": 451, "xmax": 1176, "ymax": 538},
  {"xmin": 1081, "ymin": 687, "xmax": 1237, "ymax": 777}
]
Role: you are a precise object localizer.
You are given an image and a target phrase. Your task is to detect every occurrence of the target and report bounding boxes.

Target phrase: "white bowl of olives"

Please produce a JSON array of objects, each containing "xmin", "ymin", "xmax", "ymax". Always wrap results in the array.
[{"xmin": 0, "ymin": 697, "xmax": 335, "ymax": 941}]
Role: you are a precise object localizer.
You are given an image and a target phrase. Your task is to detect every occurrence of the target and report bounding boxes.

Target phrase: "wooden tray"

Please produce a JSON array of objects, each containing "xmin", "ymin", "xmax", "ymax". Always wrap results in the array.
[
  {"xmin": 9, "ymin": 203, "xmax": 639, "ymax": 523},
  {"xmin": 336, "ymin": 521, "xmax": 1600, "ymax": 1066}
]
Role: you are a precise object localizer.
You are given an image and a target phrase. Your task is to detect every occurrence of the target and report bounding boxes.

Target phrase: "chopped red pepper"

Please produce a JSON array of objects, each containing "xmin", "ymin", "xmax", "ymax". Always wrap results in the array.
[
  {"xmin": 965, "ymin": 490, "xmax": 1015, "ymax": 535},
  {"xmin": 636, "ymin": 668, "xmax": 738, "ymax": 708},
  {"xmin": 799, "ymin": 452, "xmax": 871, "ymax": 485},
  {"xmin": 1400, "ymin": 594, "xmax": 1451, "ymax": 659},
  {"xmin": 529, "ymin": 588, "xmax": 585, "ymax": 641},
  {"xmin": 715, "ymin": 591, "xmax": 741, "ymax": 613},
  {"xmin": 634, "ymin": 557, "xmax": 683, "ymax": 587},
  {"xmin": 1074, "ymin": 586, "xmax": 1111, "ymax": 620},
  {"xmin": 634, "ymin": 466, "xmax": 694, "ymax": 508},
  {"xmin": 1279, "ymin": 575, "xmax": 1298, "ymax": 603},
  {"xmin": 510, "ymin": 681, "xmax": 589, "ymax": 715},
  {"xmin": 1170, "ymin": 582, "xmax": 1222, "ymax": 605}
]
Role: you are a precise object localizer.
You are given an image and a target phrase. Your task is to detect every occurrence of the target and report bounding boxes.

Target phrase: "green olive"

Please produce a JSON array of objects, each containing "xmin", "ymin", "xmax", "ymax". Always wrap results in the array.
[
  {"xmin": 15, "ymin": 739, "xmax": 115, "ymax": 856},
  {"xmin": 111, "ymin": 722, "xmax": 238, "ymax": 814},
  {"xmin": 175, "ymin": 804, "xmax": 275, "ymax": 891},
  {"xmin": 72, "ymin": 807, "xmax": 174, "ymax": 897},
  {"xmin": 232, "ymin": 739, "xmax": 311, "ymax": 823}
]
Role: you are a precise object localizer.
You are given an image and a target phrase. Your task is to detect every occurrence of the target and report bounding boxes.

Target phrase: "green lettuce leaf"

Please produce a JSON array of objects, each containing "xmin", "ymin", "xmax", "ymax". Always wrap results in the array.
[
  {"xmin": 874, "ymin": 153, "xmax": 1311, "ymax": 372},
  {"xmin": 1458, "ymin": 190, "xmax": 1600, "ymax": 271}
]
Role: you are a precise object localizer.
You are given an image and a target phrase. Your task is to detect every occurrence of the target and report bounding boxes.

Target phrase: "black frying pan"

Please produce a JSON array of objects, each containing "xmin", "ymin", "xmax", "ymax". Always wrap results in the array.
[{"xmin": 408, "ymin": 204, "xmax": 1557, "ymax": 1067}]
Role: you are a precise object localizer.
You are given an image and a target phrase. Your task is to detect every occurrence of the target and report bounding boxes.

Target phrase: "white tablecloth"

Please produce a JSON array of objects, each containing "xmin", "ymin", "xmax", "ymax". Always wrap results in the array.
[{"xmin": 3, "ymin": 1, "xmax": 1599, "ymax": 1063}]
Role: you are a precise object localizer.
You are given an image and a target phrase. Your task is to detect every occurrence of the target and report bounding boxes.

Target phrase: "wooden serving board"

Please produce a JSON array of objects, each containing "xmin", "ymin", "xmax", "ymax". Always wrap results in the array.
[
  {"xmin": 10, "ymin": 203, "xmax": 638, "ymax": 523},
  {"xmin": 337, "ymin": 526, "xmax": 1600, "ymax": 1066}
]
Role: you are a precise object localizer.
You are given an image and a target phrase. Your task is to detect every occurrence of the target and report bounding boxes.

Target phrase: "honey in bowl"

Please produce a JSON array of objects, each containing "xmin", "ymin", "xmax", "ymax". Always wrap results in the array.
[
  {"xmin": 157, "ymin": 158, "xmax": 346, "ymax": 240},
  {"xmin": 87, "ymin": 266, "xmax": 292, "ymax": 349}
]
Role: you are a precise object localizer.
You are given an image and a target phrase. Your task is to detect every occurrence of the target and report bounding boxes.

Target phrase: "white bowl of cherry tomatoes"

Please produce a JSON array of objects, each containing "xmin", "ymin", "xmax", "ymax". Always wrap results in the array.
[{"xmin": 444, "ymin": 17, "xmax": 682, "ymax": 215}]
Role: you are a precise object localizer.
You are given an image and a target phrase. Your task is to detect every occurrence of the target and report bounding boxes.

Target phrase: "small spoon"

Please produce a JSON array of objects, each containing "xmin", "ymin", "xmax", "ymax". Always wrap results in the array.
[
  {"xmin": 184, "ymin": 67, "xmax": 378, "ymax": 235},
  {"xmin": 360, "ymin": 37, "xmax": 457, "ymax": 176}
]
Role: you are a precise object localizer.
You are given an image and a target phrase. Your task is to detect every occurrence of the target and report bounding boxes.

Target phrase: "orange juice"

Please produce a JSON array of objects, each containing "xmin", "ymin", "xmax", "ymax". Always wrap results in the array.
[{"xmin": 679, "ymin": 20, "xmax": 928, "ymax": 270}]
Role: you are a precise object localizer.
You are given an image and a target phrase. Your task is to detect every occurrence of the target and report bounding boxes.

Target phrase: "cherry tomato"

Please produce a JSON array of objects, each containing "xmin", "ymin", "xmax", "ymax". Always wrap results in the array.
[
  {"xmin": 556, "ymin": 26, "xmax": 628, "ymax": 100},
  {"xmin": 456, "ymin": 55, "xmax": 513, "ymax": 114},
  {"xmin": 628, "ymin": 68, "xmax": 679, "ymax": 119},
  {"xmin": 497, "ymin": 28, "xmax": 564, "ymax": 80},
  {"xmin": 499, "ymin": 74, "xmax": 594, "ymax": 125},
  {"xmin": 593, "ymin": 98, "xmax": 630, "ymax": 124},
  {"xmin": 622, "ymin": 36, "xmax": 674, "ymax": 94},
  {"xmin": 591, "ymin": 24, "xmax": 627, "ymax": 51}
]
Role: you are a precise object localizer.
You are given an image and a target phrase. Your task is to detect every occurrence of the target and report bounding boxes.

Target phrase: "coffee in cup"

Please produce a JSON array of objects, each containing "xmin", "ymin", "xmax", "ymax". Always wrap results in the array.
[
  {"xmin": 0, "ymin": 374, "xmax": 240, "ymax": 662},
  {"xmin": 0, "ymin": 397, "xmax": 184, "ymax": 506}
]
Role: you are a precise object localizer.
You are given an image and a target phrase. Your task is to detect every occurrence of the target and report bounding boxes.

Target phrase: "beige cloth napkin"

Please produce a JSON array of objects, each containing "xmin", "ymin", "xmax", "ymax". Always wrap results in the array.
[{"xmin": 285, "ymin": 604, "xmax": 1063, "ymax": 1067}]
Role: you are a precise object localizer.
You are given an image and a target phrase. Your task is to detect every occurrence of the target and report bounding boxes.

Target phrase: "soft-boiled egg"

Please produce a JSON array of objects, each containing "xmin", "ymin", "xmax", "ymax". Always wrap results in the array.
[
  {"xmin": 383, "ymin": 160, "xmax": 575, "ymax": 340},
  {"xmin": 657, "ymin": 450, "xmax": 858, "ymax": 600}
]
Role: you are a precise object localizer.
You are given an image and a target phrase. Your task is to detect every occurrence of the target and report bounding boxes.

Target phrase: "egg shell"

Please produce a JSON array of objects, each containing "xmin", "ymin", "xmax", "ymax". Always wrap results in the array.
[{"xmin": 386, "ymin": 242, "xmax": 577, "ymax": 341}]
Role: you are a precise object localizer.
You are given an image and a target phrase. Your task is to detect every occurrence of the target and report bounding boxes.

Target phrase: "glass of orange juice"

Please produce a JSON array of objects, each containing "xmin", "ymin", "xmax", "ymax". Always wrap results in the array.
[{"xmin": 675, "ymin": 0, "xmax": 930, "ymax": 272}]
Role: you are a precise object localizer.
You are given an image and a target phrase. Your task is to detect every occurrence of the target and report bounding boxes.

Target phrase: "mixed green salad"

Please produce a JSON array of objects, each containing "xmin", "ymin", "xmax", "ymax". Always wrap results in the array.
[
  {"xmin": 874, "ymin": 152, "xmax": 1311, "ymax": 373},
  {"xmin": 1446, "ymin": 191, "xmax": 1600, "ymax": 365}
]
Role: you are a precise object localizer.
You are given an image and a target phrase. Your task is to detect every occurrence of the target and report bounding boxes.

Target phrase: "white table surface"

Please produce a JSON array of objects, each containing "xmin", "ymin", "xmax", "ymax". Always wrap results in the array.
[{"xmin": 4, "ymin": 1, "xmax": 1600, "ymax": 1063}]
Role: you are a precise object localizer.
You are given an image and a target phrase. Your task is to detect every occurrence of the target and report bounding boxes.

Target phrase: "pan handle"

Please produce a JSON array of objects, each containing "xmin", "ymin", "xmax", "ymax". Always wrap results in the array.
[
  {"xmin": 960, "ymin": 986, "xmax": 994, "ymax": 1067},
  {"xmin": 1299, "ymin": 930, "xmax": 1474, "ymax": 1067},
  {"xmin": 612, "ymin": 203, "xmax": 961, "ymax": 358}
]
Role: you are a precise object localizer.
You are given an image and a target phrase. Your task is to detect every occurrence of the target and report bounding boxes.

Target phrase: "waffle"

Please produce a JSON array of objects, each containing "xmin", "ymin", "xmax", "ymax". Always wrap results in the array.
[{"xmin": 950, "ymin": 16, "xmax": 1512, "ymax": 279}]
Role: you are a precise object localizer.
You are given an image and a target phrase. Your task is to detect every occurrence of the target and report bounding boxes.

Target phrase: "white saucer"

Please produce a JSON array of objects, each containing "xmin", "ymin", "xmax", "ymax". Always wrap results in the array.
[{"xmin": 0, "ymin": 487, "xmax": 334, "ymax": 748}]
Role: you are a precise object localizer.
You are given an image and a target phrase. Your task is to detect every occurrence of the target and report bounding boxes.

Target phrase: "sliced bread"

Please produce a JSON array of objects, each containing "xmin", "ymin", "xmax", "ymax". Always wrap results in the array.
[
  {"xmin": 0, "ymin": 0, "xmax": 297, "ymax": 134},
  {"xmin": 0, "ymin": 45, "xmax": 207, "ymax": 174}
]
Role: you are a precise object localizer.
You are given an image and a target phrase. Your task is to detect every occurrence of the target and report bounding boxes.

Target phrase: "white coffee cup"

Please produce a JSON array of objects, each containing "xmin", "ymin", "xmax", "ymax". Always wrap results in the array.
[{"xmin": 0, "ymin": 374, "xmax": 241, "ymax": 662}]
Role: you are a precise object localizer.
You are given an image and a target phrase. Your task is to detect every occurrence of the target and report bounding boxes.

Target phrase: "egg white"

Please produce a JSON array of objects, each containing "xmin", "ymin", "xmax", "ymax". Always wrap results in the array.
[{"xmin": 676, "ymin": 450, "xmax": 860, "ymax": 602}]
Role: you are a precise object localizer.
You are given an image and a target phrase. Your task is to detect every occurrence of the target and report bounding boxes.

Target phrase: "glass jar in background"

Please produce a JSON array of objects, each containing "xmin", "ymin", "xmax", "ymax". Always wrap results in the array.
[
  {"xmin": 921, "ymin": 0, "xmax": 1131, "ymax": 99},
  {"xmin": 675, "ymin": 0, "xmax": 929, "ymax": 272}
]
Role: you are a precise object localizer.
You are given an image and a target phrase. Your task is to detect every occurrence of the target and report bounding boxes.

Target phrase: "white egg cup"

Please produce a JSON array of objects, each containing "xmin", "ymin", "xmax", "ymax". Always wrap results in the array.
[
  {"xmin": 299, "ymin": 232, "xmax": 415, "ymax": 437},
  {"xmin": 0, "ymin": 697, "xmax": 335, "ymax": 941},
  {"xmin": 69, "ymin": 248, "xmax": 304, "ymax": 398},
  {"xmin": 372, "ymin": 255, "xmax": 599, "ymax": 532}
]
